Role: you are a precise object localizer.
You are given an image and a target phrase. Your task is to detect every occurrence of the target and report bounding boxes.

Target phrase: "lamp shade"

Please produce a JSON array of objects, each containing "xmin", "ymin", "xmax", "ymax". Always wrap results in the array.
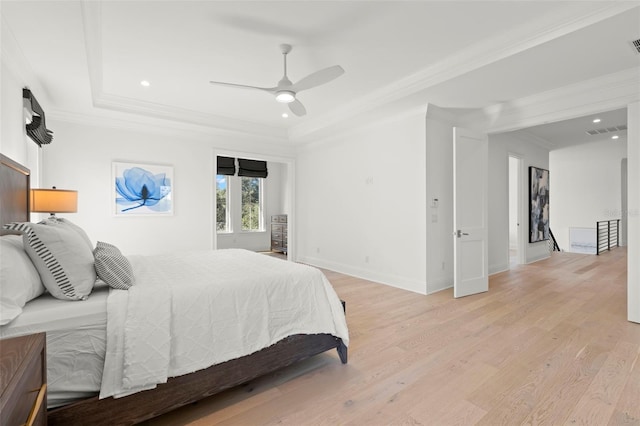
[{"xmin": 31, "ymin": 188, "xmax": 78, "ymax": 214}]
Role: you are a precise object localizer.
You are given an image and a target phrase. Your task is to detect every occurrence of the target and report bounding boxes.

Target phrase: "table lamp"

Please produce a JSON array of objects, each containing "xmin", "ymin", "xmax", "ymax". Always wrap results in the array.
[{"xmin": 30, "ymin": 187, "xmax": 78, "ymax": 216}]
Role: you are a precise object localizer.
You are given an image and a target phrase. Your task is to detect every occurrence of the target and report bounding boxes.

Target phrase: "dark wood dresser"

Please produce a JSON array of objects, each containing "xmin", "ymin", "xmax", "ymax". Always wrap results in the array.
[
  {"xmin": 270, "ymin": 214, "xmax": 288, "ymax": 254},
  {"xmin": 0, "ymin": 333, "xmax": 47, "ymax": 426}
]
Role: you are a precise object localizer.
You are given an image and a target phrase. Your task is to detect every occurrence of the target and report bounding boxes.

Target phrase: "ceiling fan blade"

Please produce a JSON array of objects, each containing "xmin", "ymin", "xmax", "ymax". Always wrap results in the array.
[
  {"xmin": 289, "ymin": 99, "xmax": 307, "ymax": 117},
  {"xmin": 291, "ymin": 65, "xmax": 344, "ymax": 92},
  {"xmin": 209, "ymin": 81, "xmax": 276, "ymax": 93}
]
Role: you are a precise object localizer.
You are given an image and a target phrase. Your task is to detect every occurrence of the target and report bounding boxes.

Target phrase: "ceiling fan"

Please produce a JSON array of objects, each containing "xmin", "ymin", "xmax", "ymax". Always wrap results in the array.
[{"xmin": 209, "ymin": 44, "xmax": 344, "ymax": 117}]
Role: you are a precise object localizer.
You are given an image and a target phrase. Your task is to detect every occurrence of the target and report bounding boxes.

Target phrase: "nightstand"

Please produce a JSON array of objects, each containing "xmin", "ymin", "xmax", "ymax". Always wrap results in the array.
[{"xmin": 0, "ymin": 333, "xmax": 47, "ymax": 426}]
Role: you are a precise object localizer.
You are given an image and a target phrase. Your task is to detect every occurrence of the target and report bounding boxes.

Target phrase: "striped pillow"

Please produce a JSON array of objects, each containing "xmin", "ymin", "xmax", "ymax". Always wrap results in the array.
[
  {"xmin": 94, "ymin": 241, "xmax": 134, "ymax": 290},
  {"xmin": 3, "ymin": 219, "xmax": 95, "ymax": 301}
]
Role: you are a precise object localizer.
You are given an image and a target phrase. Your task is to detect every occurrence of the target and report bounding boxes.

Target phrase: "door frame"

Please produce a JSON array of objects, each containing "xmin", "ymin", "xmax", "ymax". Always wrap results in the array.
[{"xmin": 508, "ymin": 153, "xmax": 526, "ymax": 267}]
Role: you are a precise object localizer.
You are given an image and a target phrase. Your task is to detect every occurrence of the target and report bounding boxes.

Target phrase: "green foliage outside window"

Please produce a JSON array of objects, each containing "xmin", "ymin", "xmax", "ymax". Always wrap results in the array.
[
  {"xmin": 216, "ymin": 176, "xmax": 228, "ymax": 231},
  {"xmin": 215, "ymin": 175, "xmax": 263, "ymax": 232},
  {"xmin": 241, "ymin": 177, "xmax": 261, "ymax": 231}
]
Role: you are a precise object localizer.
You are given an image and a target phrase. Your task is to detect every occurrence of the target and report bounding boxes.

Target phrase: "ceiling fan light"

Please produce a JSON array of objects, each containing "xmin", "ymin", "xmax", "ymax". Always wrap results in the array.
[{"xmin": 275, "ymin": 91, "xmax": 295, "ymax": 103}]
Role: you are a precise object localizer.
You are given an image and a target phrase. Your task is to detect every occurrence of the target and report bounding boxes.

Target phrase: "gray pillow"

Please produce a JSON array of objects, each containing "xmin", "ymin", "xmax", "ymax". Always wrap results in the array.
[
  {"xmin": 51, "ymin": 217, "xmax": 94, "ymax": 251},
  {"xmin": 94, "ymin": 241, "xmax": 134, "ymax": 290},
  {"xmin": 3, "ymin": 219, "xmax": 96, "ymax": 301}
]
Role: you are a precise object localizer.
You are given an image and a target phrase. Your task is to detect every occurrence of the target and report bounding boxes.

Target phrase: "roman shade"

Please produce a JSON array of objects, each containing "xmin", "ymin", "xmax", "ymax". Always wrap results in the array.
[
  {"xmin": 217, "ymin": 156, "xmax": 236, "ymax": 176},
  {"xmin": 23, "ymin": 88, "xmax": 53, "ymax": 146},
  {"xmin": 238, "ymin": 158, "xmax": 268, "ymax": 178}
]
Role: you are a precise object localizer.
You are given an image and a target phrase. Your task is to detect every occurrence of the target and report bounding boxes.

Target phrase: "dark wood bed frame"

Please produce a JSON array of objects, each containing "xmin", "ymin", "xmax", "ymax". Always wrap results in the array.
[{"xmin": 0, "ymin": 153, "xmax": 347, "ymax": 425}]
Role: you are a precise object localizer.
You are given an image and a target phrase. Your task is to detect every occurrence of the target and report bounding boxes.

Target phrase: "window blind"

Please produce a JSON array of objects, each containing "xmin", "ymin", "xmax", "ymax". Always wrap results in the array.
[
  {"xmin": 238, "ymin": 158, "xmax": 268, "ymax": 178},
  {"xmin": 23, "ymin": 88, "xmax": 53, "ymax": 147},
  {"xmin": 217, "ymin": 156, "xmax": 236, "ymax": 176}
]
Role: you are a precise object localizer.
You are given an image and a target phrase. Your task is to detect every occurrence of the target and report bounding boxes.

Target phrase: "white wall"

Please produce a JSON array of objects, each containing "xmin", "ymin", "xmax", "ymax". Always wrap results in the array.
[
  {"xmin": 0, "ymin": 38, "xmax": 42, "ymax": 181},
  {"xmin": 549, "ymin": 138, "xmax": 627, "ymax": 252},
  {"xmin": 488, "ymin": 132, "xmax": 550, "ymax": 274},
  {"xmin": 295, "ymin": 110, "xmax": 427, "ymax": 294},
  {"xmin": 0, "ymin": 62, "xmax": 26, "ymax": 162},
  {"xmin": 39, "ymin": 119, "xmax": 293, "ymax": 255}
]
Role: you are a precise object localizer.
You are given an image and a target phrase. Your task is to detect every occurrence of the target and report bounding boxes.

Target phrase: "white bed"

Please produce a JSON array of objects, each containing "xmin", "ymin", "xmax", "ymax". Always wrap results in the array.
[
  {"xmin": 100, "ymin": 248, "xmax": 349, "ymax": 399},
  {"xmin": 1, "ymin": 248, "xmax": 349, "ymax": 409}
]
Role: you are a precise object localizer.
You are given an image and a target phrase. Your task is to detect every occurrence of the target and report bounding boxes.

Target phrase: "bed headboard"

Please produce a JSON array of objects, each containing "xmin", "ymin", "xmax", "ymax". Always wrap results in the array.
[{"xmin": 0, "ymin": 153, "xmax": 31, "ymax": 233}]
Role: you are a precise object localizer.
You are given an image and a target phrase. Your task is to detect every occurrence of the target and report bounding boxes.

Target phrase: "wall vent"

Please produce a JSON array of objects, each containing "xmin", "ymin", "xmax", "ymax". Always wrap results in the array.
[
  {"xmin": 632, "ymin": 38, "xmax": 640, "ymax": 54},
  {"xmin": 586, "ymin": 124, "xmax": 627, "ymax": 136}
]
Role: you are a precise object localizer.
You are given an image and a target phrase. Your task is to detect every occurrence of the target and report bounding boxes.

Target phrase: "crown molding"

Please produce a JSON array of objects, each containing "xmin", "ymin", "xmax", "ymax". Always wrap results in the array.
[
  {"xmin": 458, "ymin": 67, "xmax": 640, "ymax": 133},
  {"xmin": 294, "ymin": 103, "xmax": 427, "ymax": 150},
  {"xmin": 290, "ymin": 2, "xmax": 639, "ymax": 141},
  {"xmin": 93, "ymin": 92, "xmax": 289, "ymax": 140},
  {"xmin": 47, "ymin": 108, "xmax": 291, "ymax": 147},
  {"xmin": 511, "ymin": 130, "xmax": 556, "ymax": 151},
  {"xmin": 425, "ymin": 104, "xmax": 458, "ymax": 126}
]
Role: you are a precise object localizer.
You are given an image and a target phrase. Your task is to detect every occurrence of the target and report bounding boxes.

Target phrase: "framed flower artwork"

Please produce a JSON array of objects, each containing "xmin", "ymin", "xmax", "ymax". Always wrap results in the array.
[{"xmin": 112, "ymin": 162, "xmax": 173, "ymax": 216}]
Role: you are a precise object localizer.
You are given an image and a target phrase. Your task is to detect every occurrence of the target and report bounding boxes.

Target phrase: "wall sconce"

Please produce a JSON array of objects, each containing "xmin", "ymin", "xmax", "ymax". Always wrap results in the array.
[{"xmin": 31, "ymin": 187, "xmax": 78, "ymax": 216}]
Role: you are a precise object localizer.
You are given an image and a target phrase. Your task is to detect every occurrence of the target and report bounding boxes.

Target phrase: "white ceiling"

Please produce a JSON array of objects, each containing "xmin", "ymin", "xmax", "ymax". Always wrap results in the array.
[
  {"xmin": 2, "ymin": 1, "xmax": 639, "ymax": 144},
  {"xmin": 522, "ymin": 108, "xmax": 629, "ymax": 150}
]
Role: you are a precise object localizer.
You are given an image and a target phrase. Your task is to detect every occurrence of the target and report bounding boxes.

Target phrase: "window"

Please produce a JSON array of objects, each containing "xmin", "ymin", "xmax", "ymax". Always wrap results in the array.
[
  {"xmin": 241, "ymin": 177, "xmax": 263, "ymax": 231},
  {"xmin": 216, "ymin": 175, "xmax": 229, "ymax": 232},
  {"xmin": 215, "ymin": 156, "xmax": 267, "ymax": 234}
]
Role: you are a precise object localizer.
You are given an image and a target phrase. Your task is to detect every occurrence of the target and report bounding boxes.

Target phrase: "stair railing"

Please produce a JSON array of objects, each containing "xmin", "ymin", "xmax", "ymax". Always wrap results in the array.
[
  {"xmin": 548, "ymin": 229, "xmax": 561, "ymax": 252},
  {"xmin": 596, "ymin": 219, "xmax": 620, "ymax": 255}
]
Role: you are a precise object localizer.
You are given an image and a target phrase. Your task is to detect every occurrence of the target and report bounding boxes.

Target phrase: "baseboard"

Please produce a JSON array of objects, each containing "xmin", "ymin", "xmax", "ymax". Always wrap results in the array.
[
  {"xmin": 489, "ymin": 262, "xmax": 509, "ymax": 275},
  {"xmin": 427, "ymin": 277, "xmax": 452, "ymax": 295},
  {"xmin": 297, "ymin": 255, "xmax": 427, "ymax": 295},
  {"xmin": 527, "ymin": 252, "xmax": 551, "ymax": 264}
]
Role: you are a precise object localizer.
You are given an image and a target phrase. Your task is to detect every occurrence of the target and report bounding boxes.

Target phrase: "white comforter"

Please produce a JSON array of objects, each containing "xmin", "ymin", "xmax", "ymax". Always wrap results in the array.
[{"xmin": 99, "ymin": 249, "xmax": 349, "ymax": 399}]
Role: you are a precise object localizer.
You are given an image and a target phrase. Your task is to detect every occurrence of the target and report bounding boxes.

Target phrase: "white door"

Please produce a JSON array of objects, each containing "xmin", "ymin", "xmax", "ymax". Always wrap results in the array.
[{"xmin": 453, "ymin": 127, "xmax": 489, "ymax": 298}]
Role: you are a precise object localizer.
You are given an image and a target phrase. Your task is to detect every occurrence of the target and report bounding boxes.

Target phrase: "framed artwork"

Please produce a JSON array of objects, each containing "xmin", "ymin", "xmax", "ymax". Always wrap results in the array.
[
  {"xmin": 529, "ymin": 166, "xmax": 549, "ymax": 243},
  {"xmin": 113, "ymin": 162, "xmax": 173, "ymax": 216}
]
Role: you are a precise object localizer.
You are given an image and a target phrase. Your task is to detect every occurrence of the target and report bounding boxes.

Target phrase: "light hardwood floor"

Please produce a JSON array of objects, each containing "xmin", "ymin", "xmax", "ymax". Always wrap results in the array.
[{"xmin": 144, "ymin": 248, "xmax": 639, "ymax": 425}]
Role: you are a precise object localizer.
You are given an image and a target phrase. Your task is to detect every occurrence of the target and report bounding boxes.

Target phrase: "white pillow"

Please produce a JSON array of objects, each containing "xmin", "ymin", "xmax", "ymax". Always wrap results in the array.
[
  {"xmin": 3, "ymin": 219, "xmax": 96, "ymax": 301},
  {"xmin": 0, "ymin": 235, "xmax": 45, "ymax": 325}
]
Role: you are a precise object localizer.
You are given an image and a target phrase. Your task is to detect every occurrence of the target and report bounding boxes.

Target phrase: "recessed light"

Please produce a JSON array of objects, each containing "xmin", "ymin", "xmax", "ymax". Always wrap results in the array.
[
  {"xmin": 282, "ymin": 113, "xmax": 289, "ymax": 118},
  {"xmin": 612, "ymin": 135, "xmax": 619, "ymax": 140},
  {"xmin": 592, "ymin": 118, "xmax": 601, "ymax": 123},
  {"xmin": 140, "ymin": 80, "xmax": 150, "ymax": 87}
]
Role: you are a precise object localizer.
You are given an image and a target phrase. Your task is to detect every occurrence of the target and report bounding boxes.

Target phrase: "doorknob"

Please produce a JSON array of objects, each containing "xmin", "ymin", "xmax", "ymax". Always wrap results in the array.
[{"xmin": 455, "ymin": 230, "xmax": 469, "ymax": 238}]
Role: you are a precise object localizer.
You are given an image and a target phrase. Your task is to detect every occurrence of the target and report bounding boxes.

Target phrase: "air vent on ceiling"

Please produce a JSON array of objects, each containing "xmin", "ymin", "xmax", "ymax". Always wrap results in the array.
[
  {"xmin": 586, "ymin": 124, "xmax": 627, "ymax": 136},
  {"xmin": 632, "ymin": 38, "xmax": 640, "ymax": 54}
]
